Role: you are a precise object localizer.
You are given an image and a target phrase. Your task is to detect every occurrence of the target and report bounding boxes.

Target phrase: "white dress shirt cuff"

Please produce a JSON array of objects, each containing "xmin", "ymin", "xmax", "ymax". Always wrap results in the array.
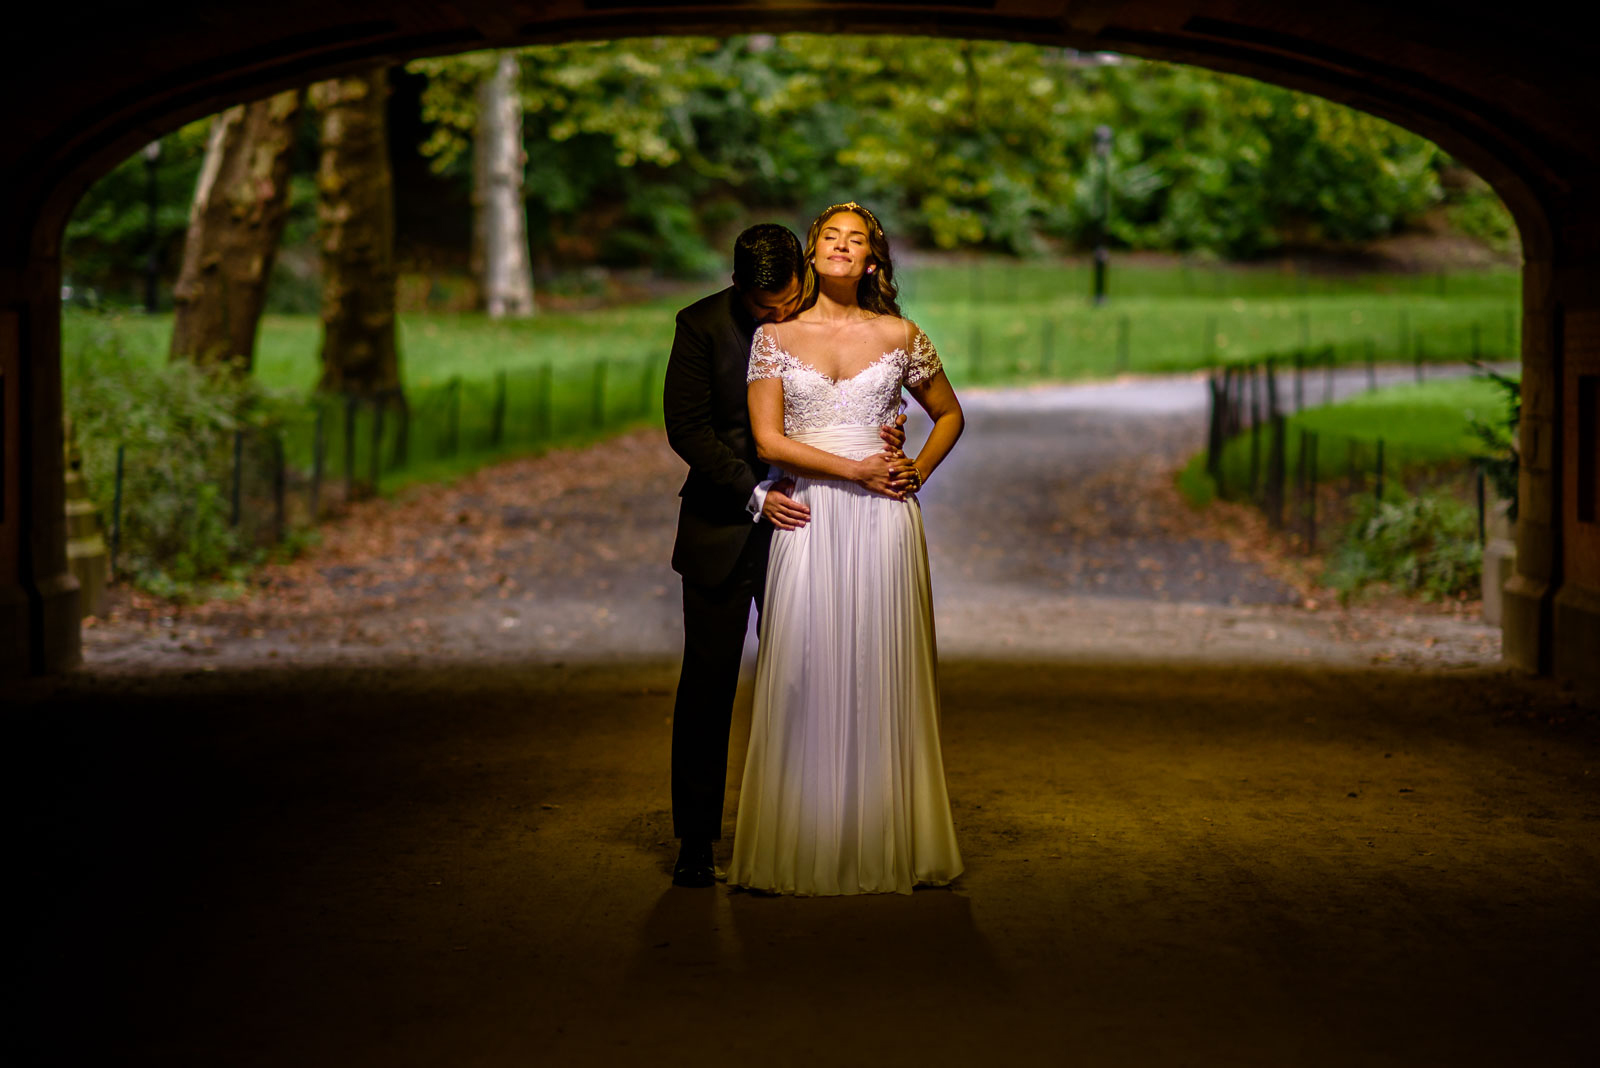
[{"xmin": 747, "ymin": 479, "xmax": 775, "ymax": 522}]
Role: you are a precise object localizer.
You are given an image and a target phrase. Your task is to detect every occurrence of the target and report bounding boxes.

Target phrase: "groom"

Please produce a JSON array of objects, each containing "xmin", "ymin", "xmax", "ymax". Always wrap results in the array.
[{"xmin": 662, "ymin": 223, "xmax": 903, "ymax": 887}]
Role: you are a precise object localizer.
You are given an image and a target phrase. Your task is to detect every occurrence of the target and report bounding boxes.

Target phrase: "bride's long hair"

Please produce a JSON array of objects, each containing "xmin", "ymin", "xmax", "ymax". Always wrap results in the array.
[{"xmin": 799, "ymin": 201, "xmax": 902, "ymax": 318}]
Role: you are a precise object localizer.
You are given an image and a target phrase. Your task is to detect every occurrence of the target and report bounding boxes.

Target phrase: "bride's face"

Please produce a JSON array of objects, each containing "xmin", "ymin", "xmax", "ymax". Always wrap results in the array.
[{"xmin": 813, "ymin": 212, "xmax": 873, "ymax": 282}]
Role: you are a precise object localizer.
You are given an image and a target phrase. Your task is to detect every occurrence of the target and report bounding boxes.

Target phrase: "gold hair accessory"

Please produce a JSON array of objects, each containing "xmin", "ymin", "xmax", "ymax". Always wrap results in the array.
[{"xmin": 832, "ymin": 201, "xmax": 883, "ymax": 237}]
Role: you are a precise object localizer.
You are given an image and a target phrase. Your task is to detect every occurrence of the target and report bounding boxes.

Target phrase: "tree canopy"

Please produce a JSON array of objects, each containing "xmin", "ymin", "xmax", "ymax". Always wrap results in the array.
[{"xmin": 66, "ymin": 34, "xmax": 1516, "ymax": 303}]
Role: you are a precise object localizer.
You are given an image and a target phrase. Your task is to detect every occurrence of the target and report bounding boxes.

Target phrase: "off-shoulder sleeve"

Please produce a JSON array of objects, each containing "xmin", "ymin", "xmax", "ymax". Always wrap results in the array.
[
  {"xmin": 904, "ymin": 323, "xmax": 943, "ymax": 386},
  {"xmin": 748, "ymin": 325, "xmax": 785, "ymax": 382}
]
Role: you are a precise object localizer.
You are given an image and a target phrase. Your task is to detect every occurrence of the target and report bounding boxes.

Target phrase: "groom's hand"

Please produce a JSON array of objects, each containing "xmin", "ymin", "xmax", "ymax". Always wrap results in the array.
[
  {"xmin": 762, "ymin": 478, "xmax": 810, "ymax": 530},
  {"xmin": 880, "ymin": 414, "xmax": 907, "ymax": 456}
]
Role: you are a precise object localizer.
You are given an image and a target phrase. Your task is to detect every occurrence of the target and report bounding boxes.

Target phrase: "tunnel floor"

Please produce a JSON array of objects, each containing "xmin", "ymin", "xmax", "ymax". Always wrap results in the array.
[
  {"xmin": 18, "ymin": 372, "xmax": 1592, "ymax": 1064},
  {"xmin": 12, "ymin": 657, "xmax": 1598, "ymax": 1066}
]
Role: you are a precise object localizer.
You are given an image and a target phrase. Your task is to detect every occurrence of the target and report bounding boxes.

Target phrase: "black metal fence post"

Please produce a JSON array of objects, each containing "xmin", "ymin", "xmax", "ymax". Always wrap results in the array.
[
  {"xmin": 1476, "ymin": 466, "xmax": 1487, "ymax": 545},
  {"xmin": 591, "ymin": 359, "xmax": 608, "ymax": 428},
  {"xmin": 492, "ymin": 369, "xmax": 507, "ymax": 447},
  {"xmin": 1293, "ymin": 351, "xmax": 1304, "ymax": 412},
  {"xmin": 1322, "ymin": 347, "xmax": 1334, "ymax": 405},
  {"xmin": 1265, "ymin": 413, "xmax": 1286, "ymax": 529},
  {"xmin": 272, "ymin": 430, "xmax": 286, "ymax": 543},
  {"xmin": 536, "ymin": 362, "xmax": 553, "ymax": 441},
  {"xmin": 1295, "ymin": 427, "xmax": 1309, "ymax": 547},
  {"xmin": 1248, "ymin": 363, "xmax": 1261, "ymax": 499},
  {"xmin": 637, "ymin": 357, "xmax": 655, "ymax": 417},
  {"xmin": 230, "ymin": 428, "xmax": 244, "ymax": 526},
  {"xmin": 1305, "ymin": 431, "xmax": 1319, "ymax": 552},
  {"xmin": 311, "ymin": 407, "xmax": 324, "ymax": 520},
  {"xmin": 1205, "ymin": 373, "xmax": 1223, "ymax": 484},
  {"xmin": 445, "ymin": 376, "xmax": 461, "ymax": 457},
  {"xmin": 344, "ymin": 394, "xmax": 357, "ymax": 502},
  {"xmin": 368, "ymin": 397, "xmax": 385, "ymax": 493},
  {"xmin": 110, "ymin": 444, "xmax": 125, "ymax": 576},
  {"xmin": 394, "ymin": 395, "xmax": 409, "ymax": 468},
  {"xmin": 1375, "ymin": 437, "xmax": 1386, "ymax": 502}
]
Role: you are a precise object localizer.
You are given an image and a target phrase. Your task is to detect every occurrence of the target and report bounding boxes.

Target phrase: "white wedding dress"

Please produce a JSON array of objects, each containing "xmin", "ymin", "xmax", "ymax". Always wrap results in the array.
[{"xmin": 727, "ymin": 322, "xmax": 964, "ymax": 896}]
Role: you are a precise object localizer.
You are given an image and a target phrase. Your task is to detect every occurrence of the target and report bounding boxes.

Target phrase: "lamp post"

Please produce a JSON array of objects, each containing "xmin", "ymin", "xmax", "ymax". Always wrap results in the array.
[
  {"xmin": 1092, "ymin": 124, "xmax": 1112, "ymax": 306},
  {"xmin": 141, "ymin": 139, "xmax": 161, "ymax": 313}
]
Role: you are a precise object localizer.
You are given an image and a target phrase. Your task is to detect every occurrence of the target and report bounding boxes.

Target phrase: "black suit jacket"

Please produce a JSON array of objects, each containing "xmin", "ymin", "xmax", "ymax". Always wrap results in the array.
[{"xmin": 664, "ymin": 286, "xmax": 774, "ymax": 587}]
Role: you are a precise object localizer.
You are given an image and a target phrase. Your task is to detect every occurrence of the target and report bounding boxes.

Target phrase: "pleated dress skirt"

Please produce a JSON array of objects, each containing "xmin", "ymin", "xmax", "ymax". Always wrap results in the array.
[{"xmin": 728, "ymin": 425, "xmax": 964, "ymax": 896}]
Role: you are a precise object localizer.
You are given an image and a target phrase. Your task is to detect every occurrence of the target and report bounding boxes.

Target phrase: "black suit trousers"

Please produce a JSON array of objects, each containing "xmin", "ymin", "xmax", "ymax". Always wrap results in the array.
[{"xmin": 670, "ymin": 525, "xmax": 768, "ymax": 841}]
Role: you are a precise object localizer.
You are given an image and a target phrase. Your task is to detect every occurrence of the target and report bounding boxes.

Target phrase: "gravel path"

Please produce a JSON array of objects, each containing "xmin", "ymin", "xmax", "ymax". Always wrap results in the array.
[{"xmin": 81, "ymin": 364, "xmax": 1499, "ymax": 673}]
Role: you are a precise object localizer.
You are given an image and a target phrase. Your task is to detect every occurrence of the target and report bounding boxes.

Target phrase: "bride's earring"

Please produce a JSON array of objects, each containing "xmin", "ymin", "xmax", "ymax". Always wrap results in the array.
[{"xmin": 866, "ymin": 264, "xmax": 877, "ymax": 274}]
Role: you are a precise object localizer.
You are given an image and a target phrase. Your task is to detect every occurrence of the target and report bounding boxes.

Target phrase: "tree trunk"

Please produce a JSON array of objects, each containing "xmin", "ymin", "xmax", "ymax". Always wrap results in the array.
[
  {"xmin": 475, "ymin": 52, "xmax": 535, "ymax": 318},
  {"xmin": 310, "ymin": 67, "xmax": 401, "ymax": 397},
  {"xmin": 168, "ymin": 89, "xmax": 301, "ymax": 369}
]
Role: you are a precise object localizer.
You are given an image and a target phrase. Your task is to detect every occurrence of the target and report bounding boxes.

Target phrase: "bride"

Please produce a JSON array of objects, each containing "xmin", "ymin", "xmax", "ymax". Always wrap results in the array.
[{"xmin": 727, "ymin": 201, "xmax": 965, "ymax": 896}]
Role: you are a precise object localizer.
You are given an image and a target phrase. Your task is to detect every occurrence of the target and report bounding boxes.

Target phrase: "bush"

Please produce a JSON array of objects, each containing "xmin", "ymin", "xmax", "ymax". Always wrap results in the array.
[
  {"xmin": 64, "ymin": 319, "xmax": 298, "ymax": 598},
  {"xmin": 1322, "ymin": 491, "xmax": 1481, "ymax": 602},
  {"xmin": 1467, "ymin": 367, "xmax": 1520, "ymax": 520}
]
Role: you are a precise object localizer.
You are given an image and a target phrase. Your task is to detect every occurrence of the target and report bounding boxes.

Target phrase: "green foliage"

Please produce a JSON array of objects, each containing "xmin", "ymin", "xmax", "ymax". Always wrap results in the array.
[
  {"xmin": 1322, "ymin": 492, "xmax": 1482, "ymax": 601},
  {"xmin": 1466, "ymin": 366, "xmax": 1521, "ymax": 519},
  {"xmin": 64, "ymin": 315, "xmax": 299, "ymax": 597},
  {"xmin": 63, "ymin": 121, "xmax": 211, "ymax": 305},
  {"xmin": 1441, "ymin": 165, "xmax": 1519, "ymax": 255},
  {"xmin": 404, "ymin": 36, "xmax": 1489, "ymax": 268}
]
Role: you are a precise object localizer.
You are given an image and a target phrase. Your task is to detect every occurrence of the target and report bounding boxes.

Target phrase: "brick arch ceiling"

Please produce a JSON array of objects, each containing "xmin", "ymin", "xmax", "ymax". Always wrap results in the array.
[{"xmin": 4, "ymin": 1, "xmax": 1597, "ymax": 268}]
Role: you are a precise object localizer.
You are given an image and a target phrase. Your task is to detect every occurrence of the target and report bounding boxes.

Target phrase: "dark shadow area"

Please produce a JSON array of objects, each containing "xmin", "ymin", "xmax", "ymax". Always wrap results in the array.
[{"xmin": 10, "ymin": 657, "xmax": 1598, "ymax": 1065}]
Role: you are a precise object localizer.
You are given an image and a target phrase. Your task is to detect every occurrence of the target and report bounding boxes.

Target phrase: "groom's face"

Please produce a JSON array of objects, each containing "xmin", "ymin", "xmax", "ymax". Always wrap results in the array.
[{"xmin": 737, "ymin": 274, "xmax": 803, "ymax": 324}]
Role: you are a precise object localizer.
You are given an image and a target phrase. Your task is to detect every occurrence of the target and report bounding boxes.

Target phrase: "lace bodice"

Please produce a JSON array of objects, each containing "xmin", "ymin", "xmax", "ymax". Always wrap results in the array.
[{"xmin": 747, "ymin": 324, "xmax": 942, "ymax": 435}]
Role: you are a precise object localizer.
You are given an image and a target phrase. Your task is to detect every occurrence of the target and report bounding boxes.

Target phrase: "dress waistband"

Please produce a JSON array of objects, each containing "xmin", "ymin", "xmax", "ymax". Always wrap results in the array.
[{"xmin": 789, "ymin": 425, "xmax": 885, "ymax": 460}]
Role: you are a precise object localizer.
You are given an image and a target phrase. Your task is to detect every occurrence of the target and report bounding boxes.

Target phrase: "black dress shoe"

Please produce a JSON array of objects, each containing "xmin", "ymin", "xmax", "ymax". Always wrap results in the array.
[{"xmin": 672, "ymin": 839, "xmax": 719, "ymax": 888}]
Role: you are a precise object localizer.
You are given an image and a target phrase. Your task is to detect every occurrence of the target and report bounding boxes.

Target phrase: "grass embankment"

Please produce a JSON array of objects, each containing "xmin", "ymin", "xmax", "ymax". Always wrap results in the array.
[
  {"xmin": 1175, "ymin": 375, "xmax": 1516, "ymax": 602},
  {"xmin": 1176, "ymin": 375, "xmax": 1515, "ymax": 509}
]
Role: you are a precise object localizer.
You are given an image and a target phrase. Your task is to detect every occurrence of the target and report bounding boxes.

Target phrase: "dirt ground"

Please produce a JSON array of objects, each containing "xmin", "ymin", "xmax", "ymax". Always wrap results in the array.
[{"xmin": 12, "ymin": 374, "xmax": 1598, "ymax": 1066}]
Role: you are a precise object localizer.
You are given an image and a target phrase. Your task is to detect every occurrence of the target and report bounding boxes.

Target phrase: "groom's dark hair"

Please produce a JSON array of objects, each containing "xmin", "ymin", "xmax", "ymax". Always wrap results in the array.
[{"xmin": 732, "ymin": 224, "xmax": 803, "ymax": 293}]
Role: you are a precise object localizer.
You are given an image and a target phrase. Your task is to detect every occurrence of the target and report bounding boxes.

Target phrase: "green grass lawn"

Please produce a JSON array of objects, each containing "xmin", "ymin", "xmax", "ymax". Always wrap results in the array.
[
  {"xmin": 1177, "ymin": 374, "xmax": 1517, "ymax": 508},
  {"xmin": 62, "ymin": 259, "xmax": 1522, "ymax": 501},
  {"xmin": 64, "ymin": 259, "xmax": 1521, "ymax": 397}
]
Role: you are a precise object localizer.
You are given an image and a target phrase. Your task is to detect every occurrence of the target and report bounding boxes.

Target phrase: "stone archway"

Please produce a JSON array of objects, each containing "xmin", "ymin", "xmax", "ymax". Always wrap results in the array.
[{"xmin": 3, "ymin": 1, "xmax": 1594, "ymax": 684}]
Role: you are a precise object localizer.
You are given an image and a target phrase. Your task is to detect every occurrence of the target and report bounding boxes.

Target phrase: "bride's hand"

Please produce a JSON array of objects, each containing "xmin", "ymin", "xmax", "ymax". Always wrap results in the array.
[
  {"xmin": 852, "ymin": 453, "xmax": 907, "ymax": 500},
  {"xmin": 879, "ymin": 414, "xmax": 907, "ymax": 457}
]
